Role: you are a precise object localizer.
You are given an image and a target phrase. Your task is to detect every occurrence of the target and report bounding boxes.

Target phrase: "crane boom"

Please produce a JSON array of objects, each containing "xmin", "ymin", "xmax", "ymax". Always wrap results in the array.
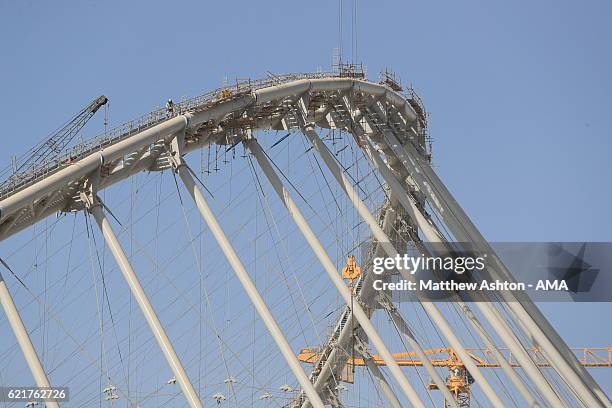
[
  {"xmin": 0, "ymin": 95, "xmax": 108, "ymax": 190},
  {"xmin": 298, "ymin": 346, "xmax": 610, "ymax": 408},
  {"xmin": 298, "ymin": 346, "xmax": 612, "ymax": 368}
]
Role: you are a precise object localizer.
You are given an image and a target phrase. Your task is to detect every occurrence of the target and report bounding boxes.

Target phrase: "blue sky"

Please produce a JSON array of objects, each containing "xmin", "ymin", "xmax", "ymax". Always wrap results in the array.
[{"xmin": 0, "ymin": 0, "xmax": 610, "ymax": 405}]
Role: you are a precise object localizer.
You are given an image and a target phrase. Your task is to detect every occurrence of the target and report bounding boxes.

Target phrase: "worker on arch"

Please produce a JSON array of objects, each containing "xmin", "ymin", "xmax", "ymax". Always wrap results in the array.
[{"xmin": 166, "ymin": 98, "xmax": 174, "ymax": 116}]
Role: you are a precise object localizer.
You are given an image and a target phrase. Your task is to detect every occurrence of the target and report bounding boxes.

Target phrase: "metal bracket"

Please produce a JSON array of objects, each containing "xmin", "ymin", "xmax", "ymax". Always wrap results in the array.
[
  {"xmin": 353, "ymin": 334, "xmax": 372, "ymax": 360},
  {"xmin": 243, "ymin": 128, "xmax": 254, "ymax": 142},
  {"xmin": 376, "ymin": 293, "xmax": 396, "ymax": 314},
  {"xmin": 168, "ymin": 130, "xmax": 186, "ymax": 170},
  {"xmin": 79, "ymin": 168, "xmax": 102, "ymax": 211},
  {"xmin": 295, "ymin": 95, "xmax": 316, "ymax": 130},
  {"xmin": 323, "ymin": 385, "xmax": 344, "ymax": 408}
]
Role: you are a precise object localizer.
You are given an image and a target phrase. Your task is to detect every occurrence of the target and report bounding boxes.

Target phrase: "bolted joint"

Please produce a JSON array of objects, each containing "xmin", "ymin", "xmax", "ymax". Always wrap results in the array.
[
  {"xmin": 243, "ymin": 128, "xmax": 254, "ymax": 141},
  {"xmin": 353, "ymin": 336, "xmax": 372, "ymax": 359},
  {"xmin": 326, "ymin": 391, "xmax": 341, "ymax": 408},
  {"xmin": 302, "ymin": 122, "xmax": 316, "ymax": 132},
  {"xmin": 79, "ymin": 169, "xmax": 102, "ymax": 211},
  {"xmin": 376, "ymin": 293, "xmax": 396, "ymax": 313},
  {"xmin": 168, "ymin": 151, "xmax": 184, "ymax": 171},
  {"xmin": 294, "ymin": 95, "xmax": 317, "ymax": 131},
  {"xmin": 80, "ymin": 190, "xmax": 100, "ymax": 211}
]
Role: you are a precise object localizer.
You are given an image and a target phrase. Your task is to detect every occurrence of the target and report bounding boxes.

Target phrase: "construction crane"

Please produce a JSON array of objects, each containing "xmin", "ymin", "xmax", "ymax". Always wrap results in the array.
[
  {"xmin": 298, "ymin": 347, "xmax": 612, "ymax": 408},
  {"xmin": 0, "ymin": 95, "xmax": 108, "ymax": 190}
]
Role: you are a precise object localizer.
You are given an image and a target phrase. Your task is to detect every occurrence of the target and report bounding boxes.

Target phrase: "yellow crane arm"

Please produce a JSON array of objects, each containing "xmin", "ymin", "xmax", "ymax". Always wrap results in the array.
[{"xmin": 297, "ymin": 347, "xmax": 612, "ymax": 368}]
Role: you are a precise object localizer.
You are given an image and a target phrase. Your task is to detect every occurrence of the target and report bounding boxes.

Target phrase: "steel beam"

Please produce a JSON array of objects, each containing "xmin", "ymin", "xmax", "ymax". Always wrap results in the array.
[
  {"xmin": 245, "ymin": 137, "xmax": 426, "ymax": 408},
  {"xmin": 175, "ymin": 161, "xmax": 325, "ymax": 408},
  {"xmin": 380, "ymin": 296, "xmax": 462, "ymax": 408},
  {"xmin": 371, "ymin": 122, "xmax": 607, "ymax": 408},
  {"xmin": 0, "ymin": 271, "xmax": 60, "ymax": 408},
  {"xmin": 300, "ymin": 122, "xmax": 460, "ymax": 406},
  {"xmin": 358, "ymin": 132, "xmax": 562, "ymax": 407},
  {"xmin": 300, "ymin": 206, "xmax": 397, "ymax": 408},
  {"xmin": 354, "ymin": 336, "xmax": 402, "ymax": 408},
  {"xmin": 87, "ymin": 201, "xmax": 203, "ymax": 408},
  {"xmin": 299, "ymin": 124, "xmax": 505, "ymax": 407},
  {"xmin": 358, "ymin": 98, "xmax": 607, "ymax": 406}
]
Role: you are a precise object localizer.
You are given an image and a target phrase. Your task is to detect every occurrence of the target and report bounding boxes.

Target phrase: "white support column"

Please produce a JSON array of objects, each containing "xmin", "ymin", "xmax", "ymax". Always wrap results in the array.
[
  {"xmin": 175, "ymin": 163, "xmax": 325, "ymax": 408},
  {"xmin": 363, "ymin": 358, "xmax": 401, "ymax": 408},
  {"xmin": 302, "ymin": 208, "xmax": 399, "ymax": 408},
  {"xmin": 379, "ymin": 296, "xmax": 461, "ymax": 408},
  {"xmin": 343, "ymin": 98, "xmax": 560, "ymax": 406},
  {"xmin": 359, "ymin": 134, "xmax": 563, "ymax": 407},
  {"xmin": 88, "ymin": 202, "xmax": 203, "ymax": 408},
  {"xmin": 375, "ymin": 126, "xmax": 607, "ymax": 408},
  {"xmin": 354, "ymin": 337, "xmax": 402, "ymax": 408},
  {"xmin": 342, "ymin": 93, "xmax": 566, "ymax": 406},
  {"xmin": 0, "ymin": 271, "xmax": 60, "ymax": 408},
  {"xmin": 299, "ymin": 124, "xmax": 504, "ymax": 407},
  {"xmin": 245, "ymin": 137, "xmax": 427, "ymax": 408}
]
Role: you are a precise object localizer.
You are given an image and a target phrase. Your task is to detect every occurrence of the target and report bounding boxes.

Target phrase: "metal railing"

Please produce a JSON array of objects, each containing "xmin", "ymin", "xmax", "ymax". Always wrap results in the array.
[
  {"xmin": 0, "ymin": 71, "xmax": 417, "ymax": 201},
  {"xmin": 0, "ymin": 73, "xmax": 333, "ymax": 200}
]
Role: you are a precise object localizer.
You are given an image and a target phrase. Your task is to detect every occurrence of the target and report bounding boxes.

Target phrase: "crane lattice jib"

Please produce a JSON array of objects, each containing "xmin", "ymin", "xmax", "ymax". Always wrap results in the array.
[
  {"xmin": 298, "ymin": 347, "xmax": 612, "ymax": 368},
  {"xmin": 0, "ymin": 95, "xmax": 107, "ymax": 193}
]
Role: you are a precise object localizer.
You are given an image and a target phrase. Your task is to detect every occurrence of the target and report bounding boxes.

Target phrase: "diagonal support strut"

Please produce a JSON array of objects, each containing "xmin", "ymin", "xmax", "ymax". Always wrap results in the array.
[
  {"xmin": 169, "ymin": 136, "xmax": 325, "ymax": 408},
  {"xmin": 245, "ymin": 135, "xmax": 427, "ymax": 408},
  {"xmin": 0, "ymin": 269, "xmax": 60, "ymax": 408},
  {"xmin": 82, "ymin": 185, "xmax": 203, "ymax": 408}
]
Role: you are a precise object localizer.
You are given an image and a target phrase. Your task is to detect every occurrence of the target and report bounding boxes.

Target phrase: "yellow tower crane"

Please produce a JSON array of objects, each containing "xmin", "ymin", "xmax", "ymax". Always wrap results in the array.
[{"xmin": 297, "ymin": 347, "xmax": 612, "ymax": 408}]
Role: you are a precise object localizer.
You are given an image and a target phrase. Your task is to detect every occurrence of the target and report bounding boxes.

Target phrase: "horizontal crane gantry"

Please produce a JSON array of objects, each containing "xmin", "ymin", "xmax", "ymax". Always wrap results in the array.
[{"xmin": 298, "ymin": 346, "xmax": 612, "ymax": 368}]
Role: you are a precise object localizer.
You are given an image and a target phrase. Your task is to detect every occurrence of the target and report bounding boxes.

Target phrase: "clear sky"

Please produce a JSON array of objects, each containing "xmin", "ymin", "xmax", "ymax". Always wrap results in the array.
[{"xmin": 0, "ymin": 0, "xmax": 610, "ymax": 405}]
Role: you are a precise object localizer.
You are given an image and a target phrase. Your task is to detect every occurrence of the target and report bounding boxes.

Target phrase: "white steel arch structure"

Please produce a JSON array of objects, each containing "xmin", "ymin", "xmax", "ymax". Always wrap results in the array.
[{"xmin": 0, "ymin": 71, "xmax": 609, "ymax": 408}]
